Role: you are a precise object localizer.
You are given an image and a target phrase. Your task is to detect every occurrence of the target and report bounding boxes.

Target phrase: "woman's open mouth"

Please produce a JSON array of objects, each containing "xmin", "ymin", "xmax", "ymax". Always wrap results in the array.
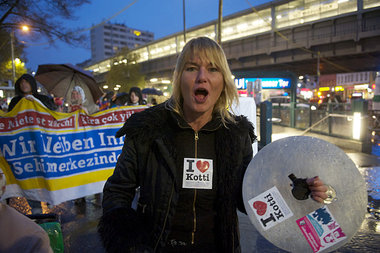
[{"xmin": 194, "ymin": 88, "xmax": 209, "ymax": 103}]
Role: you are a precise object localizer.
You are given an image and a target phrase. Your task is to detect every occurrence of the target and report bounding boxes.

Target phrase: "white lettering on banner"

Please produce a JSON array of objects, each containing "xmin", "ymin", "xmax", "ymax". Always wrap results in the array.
[
  {"xmin": 7, "ymin": 116, "xmax": 74, "ymax": 129},
  {"xmin": 1, "ymin": 133, "xmax": 126, "ymax": 157},
  {"xmin": 120, "ymin": 110, "xmax": 135, "ymax": 121},
  {"xmin": 80, "ymin": 113, "xmax": 119, "ymax": 125},
  {"xmin": 0, "ymin": 100, "xmax": 149, "ymax": 205},
  {"xmin": 182, "ymin": 158, "xmax": 213, "ymax": 189},
  {"xmin": 1, "ymin": 135, "xmax": 94, "ymax": 156},
  {"xmin": 98, "ymin": 132, "xmax": 125, "ymax": 146},
  {"xmin": 79, "ymin": 110, "xmax": 137, "ymax": 126},
  {"xmin": 12, "ymin": 152, "xmax": 119, "ymax": 175}
]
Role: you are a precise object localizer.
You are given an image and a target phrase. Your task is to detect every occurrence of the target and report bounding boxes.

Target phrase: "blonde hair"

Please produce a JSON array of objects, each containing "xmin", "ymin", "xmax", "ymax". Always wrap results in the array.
[{"xmin": 170, "ymin": 36, "xmax": 238, "ymax": 125}]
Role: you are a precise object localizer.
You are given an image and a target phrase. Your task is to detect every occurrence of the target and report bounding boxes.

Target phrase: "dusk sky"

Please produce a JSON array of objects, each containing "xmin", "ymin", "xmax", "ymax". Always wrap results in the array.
[{"xmin": 20, "ymin": 0, "xmax": 270, "ymax": 72}]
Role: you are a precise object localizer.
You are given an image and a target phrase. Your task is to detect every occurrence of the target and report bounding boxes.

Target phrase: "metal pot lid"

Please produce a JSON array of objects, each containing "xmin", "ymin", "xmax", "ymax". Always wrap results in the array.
[{"xmin": 243, "ymin": 136, "xmax": 367, "ymax": 253}]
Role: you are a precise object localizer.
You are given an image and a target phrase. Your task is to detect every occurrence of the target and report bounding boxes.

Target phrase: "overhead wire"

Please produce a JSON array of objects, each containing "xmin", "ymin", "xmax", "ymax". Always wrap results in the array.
[{"xmin": 76, "ymin": 0, "xmax": 140, "ymax": 33}]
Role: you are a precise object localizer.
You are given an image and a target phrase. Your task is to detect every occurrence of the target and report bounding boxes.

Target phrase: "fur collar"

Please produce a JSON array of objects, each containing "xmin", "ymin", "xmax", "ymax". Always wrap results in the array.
[
  {"xmin": 116, "ymin": 101, "xmax": 256, "ymax": 144},
  {"xmin": 115, "ymin": 102, "xmax": 169, "ymax": 138}
]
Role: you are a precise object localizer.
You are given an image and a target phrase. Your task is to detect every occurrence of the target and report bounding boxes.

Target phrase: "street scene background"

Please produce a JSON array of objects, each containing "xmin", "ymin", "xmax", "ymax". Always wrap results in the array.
[{"xmin": 1, "ymin": 0, "xmax": 380, "ymax": 252}]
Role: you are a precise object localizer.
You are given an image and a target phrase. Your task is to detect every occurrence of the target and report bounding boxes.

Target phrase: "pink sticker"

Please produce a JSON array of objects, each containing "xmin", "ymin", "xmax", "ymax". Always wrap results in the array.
[
  {"xmin": 296, "ymin": 206, "xmax": 346, "ymax": 253},
  {"xmin": 297, "ymin": 217, "xmax": 322, "ymax": 252}
]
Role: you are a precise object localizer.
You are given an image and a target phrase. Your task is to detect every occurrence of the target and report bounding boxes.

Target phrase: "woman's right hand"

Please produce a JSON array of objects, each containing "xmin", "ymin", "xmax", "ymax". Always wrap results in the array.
[{"xmin": 306, "ymin": 176, "xmax": 328, "ymax": 203}]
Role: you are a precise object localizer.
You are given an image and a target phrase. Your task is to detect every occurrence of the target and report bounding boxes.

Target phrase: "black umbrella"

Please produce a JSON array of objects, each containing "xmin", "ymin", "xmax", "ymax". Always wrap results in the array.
[
  {"xmin": 35, "ymin": 63, "xmax": 103, "ymax": 103},
  {"xmin": 142, "ymin": 88, "xmax": 163, "ymax": 96}
]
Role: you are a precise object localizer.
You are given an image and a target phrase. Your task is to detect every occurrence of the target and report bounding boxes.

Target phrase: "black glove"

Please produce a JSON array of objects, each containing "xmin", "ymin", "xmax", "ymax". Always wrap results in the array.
[{"xmin": 288, "ymin": 173, "xmax": 311, "ymax": 200}]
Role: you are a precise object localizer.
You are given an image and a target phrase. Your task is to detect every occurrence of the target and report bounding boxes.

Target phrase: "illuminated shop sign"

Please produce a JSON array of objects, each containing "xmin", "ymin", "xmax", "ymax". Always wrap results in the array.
[{"xmin": 234, "ymin": 78, "xmax": 291, "ymax": 89}]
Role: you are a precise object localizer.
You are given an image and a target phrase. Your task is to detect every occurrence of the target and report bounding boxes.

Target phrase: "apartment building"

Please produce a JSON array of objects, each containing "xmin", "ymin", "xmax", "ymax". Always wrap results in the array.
[{"xmin": 90, "ymin": 22, "xmax": 154, "ymax": 63}]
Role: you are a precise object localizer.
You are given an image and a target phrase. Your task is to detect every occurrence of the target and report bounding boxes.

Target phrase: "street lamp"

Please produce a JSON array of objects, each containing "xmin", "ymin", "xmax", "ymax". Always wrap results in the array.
[
  {"xmin": 10, "ymin": 30, "xmax": 15, "ymax": 84},
  {"xmin": 217, "ymin": 0, "xmax": 223, "ymax": 44},
  {"xmin": 183, "ymin": 0, "xmax": 186, "ymax": 43},
  {"xmin": 21, "ymin": 25, "xmax": 29, "ymax": 32},
  {"xmin": 10, "ymin": 25, "xmax": 30, "ymax": 85}
]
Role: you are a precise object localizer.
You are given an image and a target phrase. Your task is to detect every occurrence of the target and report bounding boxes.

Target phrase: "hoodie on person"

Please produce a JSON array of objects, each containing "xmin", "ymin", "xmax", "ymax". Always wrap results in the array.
[{"xmin": 8, "ymin": 74, "xmax": 57, "ymax": 112}]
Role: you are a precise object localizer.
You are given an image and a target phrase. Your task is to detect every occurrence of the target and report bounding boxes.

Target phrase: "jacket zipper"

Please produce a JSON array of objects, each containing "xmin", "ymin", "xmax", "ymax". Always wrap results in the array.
[
  {"xmin": 192, "ymin": 131, "xmax": 199, "ymax": 244},
  {"xmin": 154, "ymin": 183, "xmax": 175, "ymax": 251},
  {"xmin": 194, "ymin": 131, "xmax": 199, "ymax": 156}
]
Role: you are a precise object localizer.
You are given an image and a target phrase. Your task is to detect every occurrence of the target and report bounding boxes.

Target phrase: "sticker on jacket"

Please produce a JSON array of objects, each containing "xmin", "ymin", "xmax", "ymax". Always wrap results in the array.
[
  {"xmin": 247, "ymin": 186, "xmax": 293, "ymax": 230},
  {"xmin": 183, "ymin": 158, "xmax": 213, "ymax": 189},
  {"xmin": 296, "ymin": 206, "xmax": 346, "ymax": 253}
]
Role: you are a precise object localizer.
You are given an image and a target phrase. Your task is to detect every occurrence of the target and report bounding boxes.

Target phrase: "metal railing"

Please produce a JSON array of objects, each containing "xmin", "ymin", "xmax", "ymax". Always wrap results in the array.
[{"xmin": 272, "ymin": 103, "xmax": 357, "ymax": 140}]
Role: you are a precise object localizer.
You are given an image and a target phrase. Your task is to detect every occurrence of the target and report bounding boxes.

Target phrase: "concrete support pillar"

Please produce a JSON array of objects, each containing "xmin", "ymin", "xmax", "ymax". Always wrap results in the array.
[{"xmin": 260, "ymin": 101, "xmax": 272, "ymax": 148}]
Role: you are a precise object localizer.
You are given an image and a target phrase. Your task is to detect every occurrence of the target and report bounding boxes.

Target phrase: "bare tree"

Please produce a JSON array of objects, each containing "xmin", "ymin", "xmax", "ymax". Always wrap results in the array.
[
  {"xmin": 0, "ymin": 0, "xmax": 90, "ymax": 79},
  {"xmin": 0, "ymin": 0, "xmax": 90, "ymax": 44}
]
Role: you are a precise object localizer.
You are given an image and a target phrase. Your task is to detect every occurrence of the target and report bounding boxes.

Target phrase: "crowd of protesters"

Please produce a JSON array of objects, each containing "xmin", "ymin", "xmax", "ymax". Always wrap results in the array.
[
  {"xmin": 96, "ymin": 87, "xmax": 149, "ymax": 111},
  {"xmin": 2, "ymin": 74, "xmax": 156, "ymax": 114}
]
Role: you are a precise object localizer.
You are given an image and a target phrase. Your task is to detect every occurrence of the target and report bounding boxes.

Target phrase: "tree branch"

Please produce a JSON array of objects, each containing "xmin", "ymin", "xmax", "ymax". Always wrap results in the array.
[{"xmin": 0, "ymin": 0, "xmax": 20, "ymax": 25}]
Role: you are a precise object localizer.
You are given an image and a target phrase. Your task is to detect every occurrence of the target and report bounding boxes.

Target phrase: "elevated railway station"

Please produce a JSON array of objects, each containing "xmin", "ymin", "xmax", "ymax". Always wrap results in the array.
[{"xmin": 85, "ymin": 0, "xmax": 380, "ymax": 84}]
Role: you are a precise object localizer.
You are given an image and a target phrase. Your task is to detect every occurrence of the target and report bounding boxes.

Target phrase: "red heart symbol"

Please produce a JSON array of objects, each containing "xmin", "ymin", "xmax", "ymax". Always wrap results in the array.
[
  {"xmin": 253, "ymin": 201, "xmax": 267, "ymax": 216},
  {"xmin": 196, "ymin": 160, "xmax": 209, "ymax": 173}
]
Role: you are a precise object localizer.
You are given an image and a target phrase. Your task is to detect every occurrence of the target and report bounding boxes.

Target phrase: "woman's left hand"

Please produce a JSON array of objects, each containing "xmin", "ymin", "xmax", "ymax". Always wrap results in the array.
[{"xmin": 306, "ymin": 176, "xmax": 328, "ymax": 203}]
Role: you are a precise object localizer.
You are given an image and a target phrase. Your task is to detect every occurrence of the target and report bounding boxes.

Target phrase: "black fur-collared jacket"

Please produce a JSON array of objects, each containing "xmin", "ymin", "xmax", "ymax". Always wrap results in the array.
[{"xmin": 98, "ymin": 101, "xmax": 256, "ymax": 252}]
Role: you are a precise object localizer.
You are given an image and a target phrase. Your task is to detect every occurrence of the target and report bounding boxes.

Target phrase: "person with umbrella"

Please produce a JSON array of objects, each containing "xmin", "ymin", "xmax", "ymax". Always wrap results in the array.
[
  {"xmin": 127, "ymin": 87, "xmax": 146, "ymax": 106},
  {"xmin": 8, "ymin": 74, "xmax": 57, "ymax": 112},
  {"xmin": 142, "ymin": 87, "xmax": 164, "ymax": 96},
  {"xmin": 68, "ymin": 86, "xmax": 99, "ymax": 114},
  {"xmin": 35, "ymin": 64, "xmax": 103, "ymax": 114}
]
